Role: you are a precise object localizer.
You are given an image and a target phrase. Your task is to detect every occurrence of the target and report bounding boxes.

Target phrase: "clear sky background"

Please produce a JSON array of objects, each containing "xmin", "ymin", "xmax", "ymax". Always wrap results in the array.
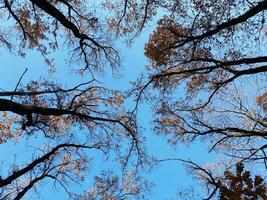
[{"xmin": 0, "ymin": 14, "xmax": 217, "ymax": 200}]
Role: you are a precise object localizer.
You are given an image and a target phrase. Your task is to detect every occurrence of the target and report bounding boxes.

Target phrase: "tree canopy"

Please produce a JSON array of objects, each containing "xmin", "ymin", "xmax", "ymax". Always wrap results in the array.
[
  {"xmin": 139, "ymin": 0, "xmax": 267, "ymax": 164},
  {"xmin": 0, "ymin": 0, "xmax": 266, "ymax": 199}
]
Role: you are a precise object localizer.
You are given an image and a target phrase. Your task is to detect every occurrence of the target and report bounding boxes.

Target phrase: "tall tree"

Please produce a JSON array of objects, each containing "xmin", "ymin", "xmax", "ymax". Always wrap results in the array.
[
  {"xmin": 1, "ymin": 0, "xmax": 267, "ymax": 199},
  {"xmin": 187, "ymin": 162, "xmax": 267, "ymax": 200},
  {"xmin": 0, "ymin": 0, "xmax": 149, "ymax": 199},
  {"xmin": 132, "ymin": 0, "xmax": 267, "ymax": 166}
]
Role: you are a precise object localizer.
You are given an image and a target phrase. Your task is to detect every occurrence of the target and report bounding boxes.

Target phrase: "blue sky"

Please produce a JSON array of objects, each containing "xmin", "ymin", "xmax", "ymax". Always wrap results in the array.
[{"xmin": 0, "ymin": 17, "xmax": 217, "ymax": 200}]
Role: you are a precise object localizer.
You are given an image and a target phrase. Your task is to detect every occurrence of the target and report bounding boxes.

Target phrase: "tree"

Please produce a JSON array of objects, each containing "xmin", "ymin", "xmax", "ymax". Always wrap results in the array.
[
  {"xmin": 74, "ymin": 171, "xmax": 151, "ymax": 200},
  {"xmin": 132, "ymin": 0, "xmax": 267, "ymax": 166},
  {"xmin": 0, "ymin": 0, "xmax": 148, "ymax": 199},
  {"xmin": 1, "ymin": 0, "xmax": 267, "ymax": 199},
  {"xmin": 218, "ymin": 163, "xmax": 267, "ymax": 200},
  {"xmin": 187, "ymin": 162, "xmax": 267, "ymax": 200}
]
